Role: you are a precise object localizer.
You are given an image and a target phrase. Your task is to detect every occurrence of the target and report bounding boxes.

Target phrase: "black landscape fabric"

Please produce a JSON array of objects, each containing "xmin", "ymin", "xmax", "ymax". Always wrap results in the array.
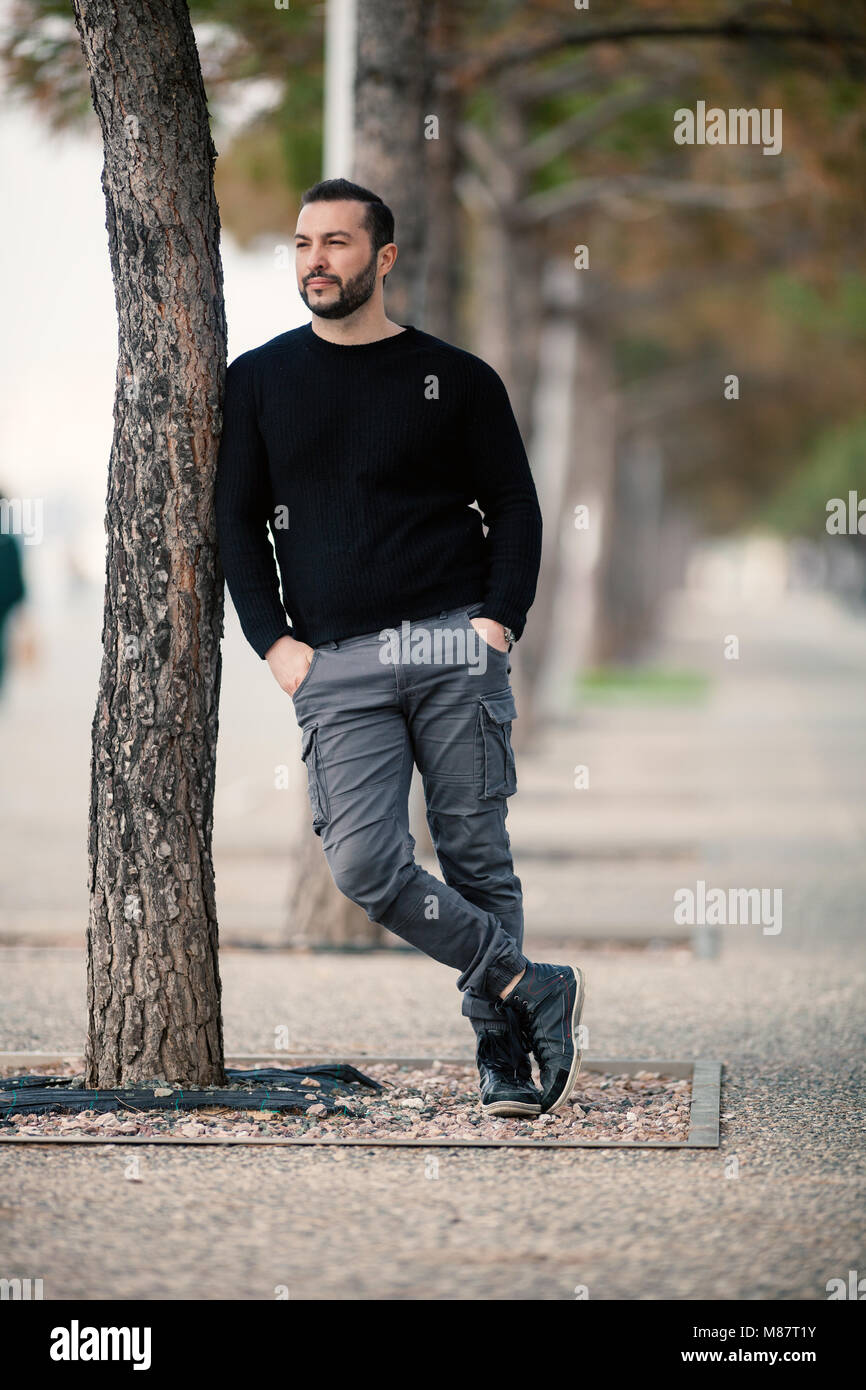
[{"xmin": 0, "ymin": 1064, "xmax": 382, "ymax": 1120}]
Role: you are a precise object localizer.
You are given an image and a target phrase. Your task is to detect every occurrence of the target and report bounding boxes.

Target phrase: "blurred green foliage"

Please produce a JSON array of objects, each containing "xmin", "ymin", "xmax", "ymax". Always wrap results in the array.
[
  {"xmin": 761, "ymin": 416, "xmax": 866, "ymax": 536},
  {"xmin": 766, "ymin": 273, "xmax": 866, "ymax": 341},
  {"xmin": 578, "ymin": 668, "xmax": 710, "ymax": 703},
  {"xmin": 614, "ymin": 335, "xmax": 676, "ymax": 384}
]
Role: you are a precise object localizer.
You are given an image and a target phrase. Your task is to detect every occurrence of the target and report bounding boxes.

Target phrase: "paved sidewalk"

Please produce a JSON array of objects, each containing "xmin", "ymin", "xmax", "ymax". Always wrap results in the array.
[{"xmin": 1, "ymin": 586, "xmax": 864, "ymax": 1298}]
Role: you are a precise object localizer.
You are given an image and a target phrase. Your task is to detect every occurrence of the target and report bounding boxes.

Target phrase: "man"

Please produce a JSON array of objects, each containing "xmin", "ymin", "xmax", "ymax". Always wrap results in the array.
[
  {"xmin": 215, "ymin": 178, "xmax": 585, "ymax": 1117},
  {"xmin": 0, "ymin": 486, "xmax": 27, "ymax": 698}
]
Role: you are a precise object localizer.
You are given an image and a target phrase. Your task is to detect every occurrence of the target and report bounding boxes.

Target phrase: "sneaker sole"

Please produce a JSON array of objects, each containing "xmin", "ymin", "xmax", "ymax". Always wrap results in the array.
[
  {"xmin": 543, "ymin": 966, "xmax": 586, "ymax": 1114},
  {"xmin": 482, "ymin": 1099, "xmax": 542, "ymax": 1117}
]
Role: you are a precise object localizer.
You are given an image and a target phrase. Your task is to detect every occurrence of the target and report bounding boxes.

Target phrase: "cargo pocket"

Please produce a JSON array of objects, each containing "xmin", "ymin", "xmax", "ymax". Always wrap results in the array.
[
  {"xmin": 476, "ymin": 689, "xmax": 518, "ymax": 798},
  {"xmin": 300, "ymin": 723, "xmax": 330, "ymax": 833}
]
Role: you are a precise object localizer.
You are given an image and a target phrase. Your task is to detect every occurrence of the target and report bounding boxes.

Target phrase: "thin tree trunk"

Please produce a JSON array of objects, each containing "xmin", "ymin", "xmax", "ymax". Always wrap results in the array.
[
  {"xmin": 515, "ymin": 257, "xmax": 582, "ymax": 743},
  {"xmin": 281, "ymin": 0, "xmax": 434, "ymax": 948},
  {"xmin": 285, "ymin": 827, "xmax": 383, "ymax": 946},
  {"xmin": 594, "ymin": 430, "xmax": 666, "ymax": 664},
  {"xmin": 282, "ymin": 741, "xmax": 384, "ymax": 945},
  {"xmin": 498, "ymin": 93, "xmax": 542, "ymax": 438},
  {"xmin": 424, "ymin": 81, "xmax": 461, "ymax": 343},
  {"xmin": 353, "ymin": 0, "xmax": 433, "ymax": 324},
  {"xmin": 73, "ymin": 0, "xmax": 227, "ymax": 1086},
  {"xmin": 534, "ymin": 291, "xmax": 618, "ymax": 716},
  {"xmin": 424, "ymin": 1, "xmax": 462, "ymax": 342},
  {"xmin": 281, "ymin": 0, "xmax": 435, "ymax": 948},
  {"xmin": 464, "ymin": 198, "xmax": 511, "ymax": 374}
]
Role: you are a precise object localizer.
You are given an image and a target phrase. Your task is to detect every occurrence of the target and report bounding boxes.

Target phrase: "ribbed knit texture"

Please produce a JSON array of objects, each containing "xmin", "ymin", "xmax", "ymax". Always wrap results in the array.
[{"xmin": 215, "ymin": 322, "xmax": 543, "ymax": 657}]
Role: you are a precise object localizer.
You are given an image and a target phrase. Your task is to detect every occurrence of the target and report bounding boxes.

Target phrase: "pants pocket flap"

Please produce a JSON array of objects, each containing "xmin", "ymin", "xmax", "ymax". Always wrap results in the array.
[
  {"xmin": 480, "ymin": 690, "xmax": 517, "ymax": 724},
  {"xmin": 299, "ymin": 723, "xmax": 329, "ymax": 833},
  {"xmin": 300, "ymin": 723, "xmax": 319, "ymax": 761}
]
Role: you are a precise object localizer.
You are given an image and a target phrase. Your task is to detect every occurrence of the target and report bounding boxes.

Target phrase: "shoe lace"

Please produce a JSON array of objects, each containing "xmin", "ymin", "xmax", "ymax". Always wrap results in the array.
[
  {"xmin": 503, "ymin": 996, "xmax": 554, "ymax": 1071},
  {"xmin": 505, "ymin": 1019, "xmax": 533, "ymax": 1082},
  {"xmin": 481, "ymin": 1017, "xmax": 532, "ymax": 1083}
]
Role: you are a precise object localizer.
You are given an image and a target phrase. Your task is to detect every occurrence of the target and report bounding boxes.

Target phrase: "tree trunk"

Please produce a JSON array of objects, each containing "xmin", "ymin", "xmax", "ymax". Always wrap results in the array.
[
  {"xmin": 537, "ymin": 291, "xmax": 618, "ymax": 714},
  {"xmin": 282, "ymin": 749, "xmax": 384, "ymax": 945},
  {"xmin": 498, "ymin": 93, "xmax": 542, "ymax": 438},
  {"xmin": 285, "ymin": 826, "xmax": 383, "ymax": 947},
  {"xmin": 514, "ymin": 257, "xmax": 582, "ymax": 742},
  {"xmin": 281, "ymin": 0, "xmax": 435, "ymax": 949},
  {"xmin": 424, "ymin": 2, "xmax": 462, "ymax": 343},
  {"xmin": 352, "ymin": 0, "xmax": 433, "ymax": 325},
  {"xmin": 73, "ymin": 0, "xmax": 227, "ymax": 1086},
  {"xmin": 594, "ymin": 430, "xmax": 666, "ymax": 665},
  {"xmin": 464, "ymin": 197, "xmax": 512, "ymax": 374},
  {"xmin": 424, "ymin": 78, "xmax": 461, "ymax": 343}
]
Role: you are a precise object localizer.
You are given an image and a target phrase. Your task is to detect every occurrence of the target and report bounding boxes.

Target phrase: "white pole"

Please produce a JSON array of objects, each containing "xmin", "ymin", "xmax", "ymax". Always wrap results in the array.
[{"xmin": 323, "ymin": 0, "xmax": 357, "ymax": 179}]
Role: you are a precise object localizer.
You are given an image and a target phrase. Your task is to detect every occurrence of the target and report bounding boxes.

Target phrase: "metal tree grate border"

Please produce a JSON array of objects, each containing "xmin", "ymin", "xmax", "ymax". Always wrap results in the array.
[{"xmin": 0, "ymin": 1053, "xmax": 721, "ymax": 1148}]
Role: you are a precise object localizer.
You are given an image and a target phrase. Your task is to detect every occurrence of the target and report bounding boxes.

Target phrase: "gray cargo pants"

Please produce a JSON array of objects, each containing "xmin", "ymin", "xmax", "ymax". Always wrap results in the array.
[{"xmin": 290, "ymin": 600, "xmax": 530, "ymax": 1023}]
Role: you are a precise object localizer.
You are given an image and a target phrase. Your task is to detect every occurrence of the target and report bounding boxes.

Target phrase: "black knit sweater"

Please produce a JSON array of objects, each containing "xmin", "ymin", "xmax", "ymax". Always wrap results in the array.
[{"xmin": 214, "ymin": 322, "xmax": 542, "ymax": 656}]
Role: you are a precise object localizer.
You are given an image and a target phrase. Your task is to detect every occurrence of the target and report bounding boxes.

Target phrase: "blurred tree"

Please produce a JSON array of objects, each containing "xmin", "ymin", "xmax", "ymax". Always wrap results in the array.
[
  {"xmin": 762, "ymin": 414, "xmax": 866, "ymax": 536},
  {"xmin": 424, "ymin": 0, "xmax": 464, "ymax": 341},
  {"xmin": 3, "ymin": 0, "xmax": 326, "ymax": 239},
  {"xmin": 353, "ymin": 0, "xmax": 433, "ymax": 323},
  {"xmin": 444, "ymin": 1, "xmax": 866, "ymax": 678},
  {"xmin": 285, "ymin": 0, "xmax": 437, "ymax": 949}
]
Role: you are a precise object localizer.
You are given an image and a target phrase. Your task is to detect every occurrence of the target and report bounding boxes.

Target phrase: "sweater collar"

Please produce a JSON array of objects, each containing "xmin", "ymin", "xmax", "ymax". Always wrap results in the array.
[{"xmin": 302, "ymin": 323, "xmax": 415, "ymax": 355}]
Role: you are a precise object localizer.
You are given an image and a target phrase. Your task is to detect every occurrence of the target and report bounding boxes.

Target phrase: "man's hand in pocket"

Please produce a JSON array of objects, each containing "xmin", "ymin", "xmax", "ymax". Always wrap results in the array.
[
  {"xmin": 469, "ymin": 616, "xmax": 508, "ymax": 653},
  {"xmin": 265, "ymin": 634, "xmax": 315, "ymax": 696}
]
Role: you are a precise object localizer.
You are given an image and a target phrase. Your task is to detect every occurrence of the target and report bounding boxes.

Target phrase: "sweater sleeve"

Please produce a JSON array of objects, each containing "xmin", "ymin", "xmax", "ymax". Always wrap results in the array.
[
  {"xmin": 460, "ymin": 358, "xmax": 543, "ymax": 641},
  {"xmin": 215, "ymin": 354, "xmax": 294, "ymax": 659}
]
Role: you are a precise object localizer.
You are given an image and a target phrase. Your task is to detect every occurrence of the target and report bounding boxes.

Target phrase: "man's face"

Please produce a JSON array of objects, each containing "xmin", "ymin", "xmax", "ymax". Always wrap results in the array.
[{"xmin": 294, "ymin": 199, "xmax": 386, "ymax": 319}]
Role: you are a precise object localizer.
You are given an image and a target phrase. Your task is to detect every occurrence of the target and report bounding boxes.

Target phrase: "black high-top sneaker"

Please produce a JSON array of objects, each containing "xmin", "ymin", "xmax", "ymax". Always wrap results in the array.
[
  {"xmin": 475, "ymin": 1016, "xmax": 542, "ymax": 1117},
  {"xmin": 498, "ymin": 962, "xmax": 586, "ymax": 1113}
]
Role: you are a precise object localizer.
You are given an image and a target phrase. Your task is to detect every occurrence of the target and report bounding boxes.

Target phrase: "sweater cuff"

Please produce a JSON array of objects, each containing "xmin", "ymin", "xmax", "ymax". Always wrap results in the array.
[
  {"xmin": 255, "ymin": 620, "xmax": 295, "ymax": 660},
  {"xmin": 480, "ymin": 598, "xmax": 528, "ymax": 642}
]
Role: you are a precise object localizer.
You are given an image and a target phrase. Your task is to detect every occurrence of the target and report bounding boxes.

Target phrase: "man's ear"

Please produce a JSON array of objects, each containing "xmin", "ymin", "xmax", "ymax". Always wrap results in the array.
[{"xmin": 379, "ymin": 242, "xmax": 398, "ymax": 276}]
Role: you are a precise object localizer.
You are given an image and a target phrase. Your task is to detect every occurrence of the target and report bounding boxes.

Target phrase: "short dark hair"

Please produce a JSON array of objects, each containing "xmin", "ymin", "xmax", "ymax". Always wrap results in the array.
[{"xmin": 299, "ymin": 178, "xmax": 395, "ymax": 263}]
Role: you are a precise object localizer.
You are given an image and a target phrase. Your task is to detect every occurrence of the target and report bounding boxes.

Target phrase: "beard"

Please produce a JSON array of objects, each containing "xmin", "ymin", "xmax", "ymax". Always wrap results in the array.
[{"xmin": 300, "ymin": 247, "xmax": 380, "ymax": 319}]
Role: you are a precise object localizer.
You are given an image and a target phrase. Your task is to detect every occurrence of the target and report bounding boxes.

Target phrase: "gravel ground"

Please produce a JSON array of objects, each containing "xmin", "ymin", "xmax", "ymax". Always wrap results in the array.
[{"xmin": 1, "ymin": 1061, "xmax": 693, "ymax": 1144}]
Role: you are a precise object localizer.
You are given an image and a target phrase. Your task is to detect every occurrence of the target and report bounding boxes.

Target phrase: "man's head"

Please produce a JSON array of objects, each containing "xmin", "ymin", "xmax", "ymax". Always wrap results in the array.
[{"xmin": 295, "ymin": 178, "xmax": 397, "ymax": 320}]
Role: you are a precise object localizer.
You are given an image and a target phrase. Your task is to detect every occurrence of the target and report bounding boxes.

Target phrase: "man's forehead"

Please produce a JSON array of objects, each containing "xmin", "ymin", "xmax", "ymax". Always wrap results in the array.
[{"xmin": 295, "ymin": 200, "xmax": 366, "ymax": 235}]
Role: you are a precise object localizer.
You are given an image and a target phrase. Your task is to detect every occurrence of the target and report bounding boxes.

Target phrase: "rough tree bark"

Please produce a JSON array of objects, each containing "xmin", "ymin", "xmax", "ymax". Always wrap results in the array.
[{"xmin": 73, "ymin": 0, "xmax": 228, "ymax": 1086}]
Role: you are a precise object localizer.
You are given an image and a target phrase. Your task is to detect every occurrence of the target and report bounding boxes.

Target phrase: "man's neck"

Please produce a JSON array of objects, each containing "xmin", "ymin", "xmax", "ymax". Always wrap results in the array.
[{"xmin": 309, "ymin": 304, "xmax": 405, "ymax": 347}]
